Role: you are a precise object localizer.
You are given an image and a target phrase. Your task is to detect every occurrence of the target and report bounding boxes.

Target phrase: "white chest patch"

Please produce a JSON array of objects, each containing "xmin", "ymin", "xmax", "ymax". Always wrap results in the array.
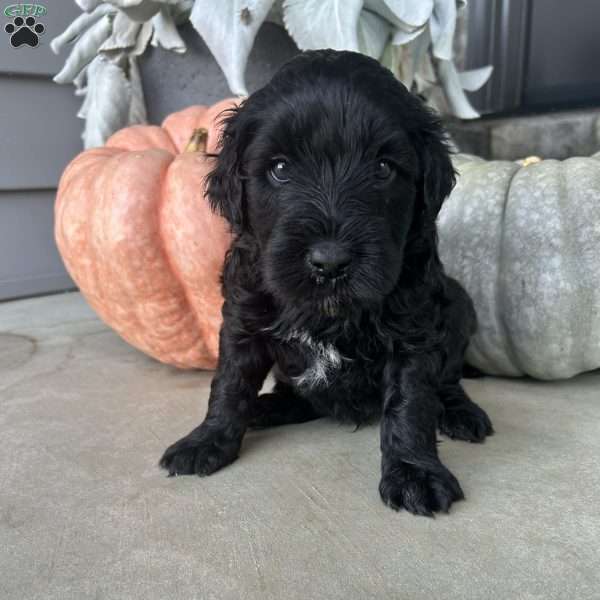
[{"xmin": 285, "ymin": 330, "xmax": 343, "ymax": 389}]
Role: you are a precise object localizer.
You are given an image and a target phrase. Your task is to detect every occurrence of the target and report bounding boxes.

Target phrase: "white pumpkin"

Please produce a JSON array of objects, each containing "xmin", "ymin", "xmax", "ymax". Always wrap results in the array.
[{"xmin": 438, "ymin": 152, "xmax": 600, "ymax": 379}]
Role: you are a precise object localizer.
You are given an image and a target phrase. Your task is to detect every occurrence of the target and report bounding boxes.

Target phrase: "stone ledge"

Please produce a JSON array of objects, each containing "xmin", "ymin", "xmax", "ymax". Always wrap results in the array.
[{"xmin": 447, "ymin": 107, "xmax": 600, "ymax": 160}]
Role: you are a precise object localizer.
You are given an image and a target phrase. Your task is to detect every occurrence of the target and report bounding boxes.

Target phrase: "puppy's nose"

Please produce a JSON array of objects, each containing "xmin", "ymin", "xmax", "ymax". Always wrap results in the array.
[{"xmin": 308, "ymin": 242, "xmax": 351, "ymax": 278}]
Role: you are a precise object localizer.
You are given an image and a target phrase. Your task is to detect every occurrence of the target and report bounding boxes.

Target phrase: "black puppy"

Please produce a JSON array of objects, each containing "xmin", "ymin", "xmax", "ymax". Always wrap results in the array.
[{"xmin": 160, "ymin": 50, "xmax": 493, "ymax": 516}]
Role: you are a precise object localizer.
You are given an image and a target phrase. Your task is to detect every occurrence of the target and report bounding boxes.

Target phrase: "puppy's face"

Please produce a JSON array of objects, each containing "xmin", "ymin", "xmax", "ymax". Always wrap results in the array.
[
  {"xmin": 209, "ymin": 51, "xmax": 454, "ymax": 314},
  {"xmin": 244, "ymin": 91, "xmax": 419, "ymax": 314}
]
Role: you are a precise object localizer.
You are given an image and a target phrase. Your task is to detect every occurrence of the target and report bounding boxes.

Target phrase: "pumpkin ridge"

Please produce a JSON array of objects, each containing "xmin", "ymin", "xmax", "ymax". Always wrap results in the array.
[
  {"xmin": 159, "ymin": 125, "xmax": 179, "ymax": 156},
  {"xmin": 156, "ymin": 157, "xmax": 207, "ymax": 359},
  {"xmin": 551, "ymin": 164, "xmax": 575, "ymax": 375},
  {"xmin": 565, "ymin": 162, "xmax": 600, "ymax": 374},
  {"xmin": 107, "ymin": 125, "xmax": 178, "ymax": 154},
  {"xmin": 97, "ymin": 152, "xmax": 147, "ymax": 344},
  {"xmin": 86, "ymin": 152, "xmax": 106, "ymax": 321},
  {"xmin": 124, "ymin": 152, "xmax": 204, "ymax": 362},
  {"xmin": 549, "ymin": 162, "xmax": 587, "ymax": 377},
  {"xmin": 496, "ymin": 162, "xmax": 525, "ymax": 375},
  {"xmin": 58, "ymin": 150, "xmax": 125, "ymax": 329},
  {"xmin": 93, "ymin": 151, "xmax": 178, "ymax": 359},
  {"xmin": 72, "ymin": 152, "xmax": 121, "ymax": 338}
]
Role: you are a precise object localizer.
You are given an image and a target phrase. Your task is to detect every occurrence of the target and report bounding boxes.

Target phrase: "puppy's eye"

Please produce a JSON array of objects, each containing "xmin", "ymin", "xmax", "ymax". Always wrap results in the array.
[
  {"xmin": 269, "ymin": 160, "xmax": 290, "ymax": 184},
  {"xmin": 376, "ymin": 159, "xmax": 395, "ymax": 181}
]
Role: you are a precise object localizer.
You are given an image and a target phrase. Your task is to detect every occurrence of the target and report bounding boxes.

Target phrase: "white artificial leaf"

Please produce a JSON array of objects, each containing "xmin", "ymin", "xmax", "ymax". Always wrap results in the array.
[
  {"xmin": 73, "ymin": 68, "xmax": 88, "ymax": 95},
  {"xmin": 104, "ymin": 0, "xmax": 152, "ymax": 5},
  {"xmin": 409, "ymin": 27, "xmax": 431, "ymax": 84},
  {"xmin": 50, "ymin": 4, "xmax": 114, "ymax": 55},
  {"xmin": 132, "ymin": 21, "xmax": 153, "ymax": 55},
  {"xmin": 83, "ymin": 56, "xmax": 132, "ymax": 147},
  {"xmin": 191, "ymin": 0, "xmax": 275, "ymax": 96},
  {"xmin": 112, "ymin": 4, "xmax": 160, "ymax": 23},
  {"xmin": 364, "ymin": 0, "xmax": 433, "ymax": 30},
  {"xmin": 429, "ymin": 0, "xmax": 456, "ymax": 60},
  {"xmin": 77, "ymin": 84, "xmax": 92, "ymax": 119},
  {"xmin": 54, "ymin": 16, "xmax": 113, "ymax": 84},
  {"xmin": 76, "ymin": 0, "xmax": 102, "ymax": 12},
  {"xmin": 413, "ymin": 50, "xmax": 437, "ymax": 93},
  {"xmin": 104, "ymin": 0, "xmax": 180, "ymax": 22},
  {"xmin": 128, "ymin": 56, "xmax": 147, "ymax": 124},
  {"xmin": 458, "ymin": 65, "xmax": 492, "ymax": 91},
  {"xmin": 436, "ymin": 58, "xmax": 479, "ymax": 119},
  {"xmin": 397, "ymin": 27, "xmax": 430, "ymax": 89},
  {"xmin": 283, "ymin": 0, "xmax": 363, "ymax": 51},
  {"xmin": 151, "ymin": 7, "xmax": 186, "ymax": 53},
  {"xmin": 357, "ymin": 9, "xmax": 392, "ymax": 59},
  {"xmin": 380, "ymin": 38, "xmax": 398, "ymax": 74},
  {"xmin": 100, "ymin": 10, "xmax": 141, "ymax": 52},
  {"xmin": 391, "ymin": 24, "xmax": 425, "ymax": 45}
]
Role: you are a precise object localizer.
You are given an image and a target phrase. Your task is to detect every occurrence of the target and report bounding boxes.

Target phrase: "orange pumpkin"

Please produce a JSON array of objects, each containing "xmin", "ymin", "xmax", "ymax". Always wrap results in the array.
[{"xmin": 55, "ymin": 99, "xmax": 239, "ymax": 369}]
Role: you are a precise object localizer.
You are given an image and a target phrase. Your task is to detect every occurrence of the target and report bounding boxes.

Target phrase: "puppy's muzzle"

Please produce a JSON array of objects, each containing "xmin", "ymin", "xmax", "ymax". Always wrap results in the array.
[{"xmin": 307, "ymin": 241, "xmax": 351, "ymax": 280}]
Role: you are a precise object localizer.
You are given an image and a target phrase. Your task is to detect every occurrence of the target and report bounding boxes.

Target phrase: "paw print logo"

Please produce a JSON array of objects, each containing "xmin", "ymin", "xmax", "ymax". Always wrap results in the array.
[{"xmin": 5, "ymin": 15, "xmax": 45, "ymax": 48}]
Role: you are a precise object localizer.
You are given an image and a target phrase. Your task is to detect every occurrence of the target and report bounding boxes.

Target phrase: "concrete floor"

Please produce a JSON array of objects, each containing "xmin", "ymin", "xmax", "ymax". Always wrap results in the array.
[{"xmin": 1, "ymin": 292, "xmax": 599, "ymax": 600}]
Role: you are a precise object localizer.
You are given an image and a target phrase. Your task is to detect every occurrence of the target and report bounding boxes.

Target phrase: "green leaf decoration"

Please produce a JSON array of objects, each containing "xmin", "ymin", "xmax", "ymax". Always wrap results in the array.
[
  {"xmin": 458, "ymin": 66, "xmax": 493, "ymax": 92},
  {"xmin": 190, "ymin": 0, "xmax": 275, "ymax": 96},
  {"xmin": 429, "ymin": 0, "xmax": 456, "ymax": 60},
  {"xmin": 364, "ymin": 0, "xmax": 433, "ymax": 30},
  {"xmin": 76, "ymin": 0, "xmax": 102, "ymax": 12},
  {"xmin": 53, "ymin": 15, "xmax": 113, "ymax": 84},
  {"xmin": 81, "ymin": 56, "xmax": 132, "ymax": 147},
  {"xmin": 99, "ymin": 10, "xmax": 143, "ymax": 51},
  {"xmin": 357, "ymin": 9, "xmax": 392, "ymax": 59},
  {"xmin": 103, "ymin": 0, "xmax": 162, "ymax": 22},
  {"xmin": 283, "ymin": 0, "xmax": 363, "ymax": 51},
  {"xmin": 50, "ymin": 5, "xmax": 114, "ymax": 54},
  {"xmin": 436, "ymin": 58, "xmax": 479, "ymax": 119},
  {"xmin": 151, "ymin": 7, "xmax": 187, "ymax": 53},
  {"xmin": 53, "ymin": 0, "xmax": 494, "ymax": 146}
]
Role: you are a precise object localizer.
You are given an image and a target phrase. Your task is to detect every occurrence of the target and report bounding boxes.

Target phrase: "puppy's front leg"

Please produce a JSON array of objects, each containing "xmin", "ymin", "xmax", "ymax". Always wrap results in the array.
[
  {"xmin": 379, "ymin": 355, "xmax": 464, "ymax": 516},
  {"xmin": 160, "ymin": 327, "xmax": 272, "ymax": 477}
]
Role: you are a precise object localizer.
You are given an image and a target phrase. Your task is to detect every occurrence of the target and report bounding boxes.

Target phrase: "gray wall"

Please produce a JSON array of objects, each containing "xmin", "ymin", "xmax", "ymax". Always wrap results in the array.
[{"xmin": 0, "ymin": 2, "xmax": 83, "ymax": 300}]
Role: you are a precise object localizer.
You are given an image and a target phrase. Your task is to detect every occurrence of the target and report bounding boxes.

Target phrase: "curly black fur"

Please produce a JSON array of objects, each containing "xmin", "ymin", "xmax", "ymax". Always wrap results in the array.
[{"xmin": 160, "ymin": 50, "xmax": 493, "ymax": 516}]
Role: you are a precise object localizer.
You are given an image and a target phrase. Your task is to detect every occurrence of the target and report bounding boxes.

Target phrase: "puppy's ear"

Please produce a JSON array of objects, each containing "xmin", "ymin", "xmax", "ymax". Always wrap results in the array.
[
  {"xmin": 206, "ymin": 107, "xmax": 246, "ymax": 233},
  {"xmin": 414, "ymin": 110, "xmax": 456, "ymax": 220}
]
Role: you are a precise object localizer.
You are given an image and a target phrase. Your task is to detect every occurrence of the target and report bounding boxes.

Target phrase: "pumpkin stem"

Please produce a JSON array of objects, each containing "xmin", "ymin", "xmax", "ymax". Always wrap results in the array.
[
  {"xmin": 518, "ymin": 155, "xmax": 542, "ymax": 167},
  {"xmin": 185, "ymin": 128, "xmax": 208, "ymax": 153}
]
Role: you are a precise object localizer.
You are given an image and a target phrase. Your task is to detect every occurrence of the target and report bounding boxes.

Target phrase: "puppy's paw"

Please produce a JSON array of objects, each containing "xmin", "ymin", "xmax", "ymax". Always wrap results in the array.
[
  {"xmin": 379, "ymin": 463, "xmax": 464, "ymax": 516},
  {"xmin": 439, "ymin": 401, "xmax": 494, "ymax": 443},
  {"xmin": 159, "ymin": 424, "xmax": 241, "ymax": 477}
]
